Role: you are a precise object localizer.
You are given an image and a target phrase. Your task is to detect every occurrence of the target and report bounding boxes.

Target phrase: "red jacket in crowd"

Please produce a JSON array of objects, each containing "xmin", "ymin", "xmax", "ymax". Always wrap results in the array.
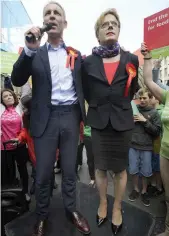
[{"xmin": 17, "ymin": 128, "xmax": 59, "ymax": 166}]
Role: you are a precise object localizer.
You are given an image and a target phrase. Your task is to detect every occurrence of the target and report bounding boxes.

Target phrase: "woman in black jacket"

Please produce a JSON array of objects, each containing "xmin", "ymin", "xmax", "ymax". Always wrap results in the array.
[{"xmin": 82, "ymin": 8, "xmax": 139, "ymax": 235}]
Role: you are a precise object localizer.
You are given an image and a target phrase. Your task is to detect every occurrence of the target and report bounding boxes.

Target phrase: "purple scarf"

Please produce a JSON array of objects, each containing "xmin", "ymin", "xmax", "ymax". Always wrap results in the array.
[{"xmin": 92, "ymin": 42, "xmax": 120, "ymax": 58}]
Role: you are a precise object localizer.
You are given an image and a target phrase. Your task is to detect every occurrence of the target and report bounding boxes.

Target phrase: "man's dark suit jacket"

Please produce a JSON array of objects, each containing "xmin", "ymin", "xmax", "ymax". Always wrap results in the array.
[
  {"xmin": 82, "ymin": 50, "xmax": 139, "ymax": 131},
  {"xmin": 11, "ymin": 45, "xmax": 86, "ymax": 137}
]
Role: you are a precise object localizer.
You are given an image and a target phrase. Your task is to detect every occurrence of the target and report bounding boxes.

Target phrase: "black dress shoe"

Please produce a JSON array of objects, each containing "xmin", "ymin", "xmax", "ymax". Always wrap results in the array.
[
  {"xmin": 66, "ymin": 211, "xmax": 91, "ymax": 235},
  {"xmin": 32, "ymin": 220, "xmax": 47, "ymax": 236},
  {"xmin": 111, "ymin": 222, "xmax": 122, "ymax": 235},
  {"xmin": 96, "ymin": 214, "xmax": 107, "ymax": 227}
]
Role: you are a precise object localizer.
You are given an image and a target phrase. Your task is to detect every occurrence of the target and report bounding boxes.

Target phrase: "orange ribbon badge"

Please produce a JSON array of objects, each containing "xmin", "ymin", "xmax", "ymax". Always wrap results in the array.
[
  {"xmin": 66, "ymin": 47, "xmax": 78, "ymax": 70},
  {"xmin": 124, "ymin": 63, "xmax": 137, "ymax": 97}
]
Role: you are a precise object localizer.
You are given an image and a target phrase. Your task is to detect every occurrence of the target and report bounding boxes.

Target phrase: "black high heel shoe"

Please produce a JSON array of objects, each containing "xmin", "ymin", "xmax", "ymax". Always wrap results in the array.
[
  {"xmin": 96, "ymin": 198, "xmax": 108, "ymax": 227},
  {"xmin": 111, "ymin": 222, "xmax": 122, "ymax": 235},
  {"xmin": 96, "ymin": 214, "xmax": 107, "ymax": 227},
  {"xmin": 111, "ymin": 210, "xmax": 123, "ymax": 235}
]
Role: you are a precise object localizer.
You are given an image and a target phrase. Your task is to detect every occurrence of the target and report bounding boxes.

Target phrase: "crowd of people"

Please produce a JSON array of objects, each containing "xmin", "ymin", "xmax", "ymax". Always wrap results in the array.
[{"xmin": 1, "ymin": 1, "xmax": 168, "ymax": 236}]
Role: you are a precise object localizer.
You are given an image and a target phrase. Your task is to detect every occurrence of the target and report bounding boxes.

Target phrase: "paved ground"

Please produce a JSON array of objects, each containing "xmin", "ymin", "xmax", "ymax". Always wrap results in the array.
[
  {"xmin": 28, "ymin": 148, "xmax": 166, "ymax": 219},
  {"xmin": 5, "ymin": 148, "xmax": 164, "ymax": 235}
]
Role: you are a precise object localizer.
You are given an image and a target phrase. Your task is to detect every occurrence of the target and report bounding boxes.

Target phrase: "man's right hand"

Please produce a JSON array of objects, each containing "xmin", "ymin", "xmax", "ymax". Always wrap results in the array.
[{"xmin": 24, "ymin": 27, "xmax": 42, "ymax": 49}]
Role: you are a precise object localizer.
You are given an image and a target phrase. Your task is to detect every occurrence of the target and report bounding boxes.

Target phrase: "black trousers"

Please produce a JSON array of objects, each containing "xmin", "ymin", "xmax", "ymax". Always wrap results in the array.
[
  {"xmin": 76, "ymin": 142, "xmax": 84, "ymax": 167},
  {"xmin": 33, "ymin": 104, "xmax": 80, "ymax": 220},
  {"xmin": 76, "ymin": 136, "xmax": 95, "ymax": 180},
  {"xmin": 1, "ymin": 145, "xmax": 29, "ymax": 193},
  {"xmin": 84, "ymin": 136, "xmax": 95, "ymax": 180},
  {"xmin": 31, "ymin": 165, "xmax": 55, "ymax": 196}
]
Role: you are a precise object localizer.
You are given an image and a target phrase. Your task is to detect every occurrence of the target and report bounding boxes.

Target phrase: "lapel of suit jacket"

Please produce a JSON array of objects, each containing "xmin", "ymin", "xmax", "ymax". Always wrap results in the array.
[
  {"xmin": 66, "ymin": 47, "xmax": 80, "ymax": 83},
  {"xmin": 71, "ymin": 59, "xmax": 76, "ymax": 82},
  {"xmin": 39, "ymin": 44, "xmax": 52, "ymax": 86},
  {"xmin": 93, "ymin": 50, "xmax": 127, "ymax": 84},
  {"xmin": 92, "ymin": 49, "xmax": 128, "ymax": 85},
  {"xmin": 68, "ymin": 51, "xmax": 80, "ymax": 86},
  {"xmin": 39, "ymin": 44, "xmax": 79, "ymax": 86},
  {"xmin": 111, "ymin": 49, "xmax": 128, "ymax": 85},
  {"xmin": 91, "ymin": 55, "xmax": 108, "ymax": 84}
]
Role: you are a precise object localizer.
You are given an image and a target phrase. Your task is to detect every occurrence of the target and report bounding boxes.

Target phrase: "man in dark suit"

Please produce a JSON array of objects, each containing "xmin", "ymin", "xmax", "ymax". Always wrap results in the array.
[{"xmin": 11, "ymin": 2, "xmax": 90, "ymax": 235}]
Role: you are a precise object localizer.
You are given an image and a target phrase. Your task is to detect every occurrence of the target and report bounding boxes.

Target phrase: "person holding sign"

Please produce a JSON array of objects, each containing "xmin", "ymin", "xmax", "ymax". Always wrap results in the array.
[
  {"xmin": 82, "ymin": 8, "xmax": 139, "ymax": 235},
  {"xmin": 141, "ymin": 42, "xmax": 169, "ymax": 236}
]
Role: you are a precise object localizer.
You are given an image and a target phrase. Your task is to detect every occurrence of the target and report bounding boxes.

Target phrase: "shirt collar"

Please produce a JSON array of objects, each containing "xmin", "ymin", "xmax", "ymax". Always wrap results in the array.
[
  {"xmin": 46, "ymin": 41, "xmax": 66, "ymax": 51},
  {"xmin": 6, "ymin": 105, "xmax": 14, "ymax": 111}
]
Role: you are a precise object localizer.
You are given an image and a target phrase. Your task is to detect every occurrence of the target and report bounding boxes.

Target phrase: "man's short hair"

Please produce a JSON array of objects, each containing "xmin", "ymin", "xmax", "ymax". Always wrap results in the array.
[
  {"xmin": 138, "ymin": 88, "xmax": 153, "ymax": 99},
  {"xmin": 43, "ymin": 1, "xmax": 66, "ymax": 19}
]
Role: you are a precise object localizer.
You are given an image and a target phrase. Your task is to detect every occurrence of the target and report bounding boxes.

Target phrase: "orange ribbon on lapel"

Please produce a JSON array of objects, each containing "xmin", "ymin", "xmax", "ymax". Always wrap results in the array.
[
  {"xmin": 66, "ymin": 47, "xmax": 78, "ymax": 70},
  {"xmin": 124, "ymin": 63, "xmax": 137, "ymax": 97}
]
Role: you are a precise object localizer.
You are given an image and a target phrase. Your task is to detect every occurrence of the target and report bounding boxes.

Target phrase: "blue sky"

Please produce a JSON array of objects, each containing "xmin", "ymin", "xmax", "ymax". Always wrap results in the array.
[{"xmin": 22, "ymin": 0, "xmax": 169, "ymax": 55}]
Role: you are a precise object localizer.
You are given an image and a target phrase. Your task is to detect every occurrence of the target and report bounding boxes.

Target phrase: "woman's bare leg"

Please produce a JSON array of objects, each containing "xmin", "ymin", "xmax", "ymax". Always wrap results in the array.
[
  {"xmin": 112, "ymin": 170, "xmax": 127, "ymax": 225},
  {"xmin": 95, "ymin": 169, "xmax": 108, "ymax": 218}
]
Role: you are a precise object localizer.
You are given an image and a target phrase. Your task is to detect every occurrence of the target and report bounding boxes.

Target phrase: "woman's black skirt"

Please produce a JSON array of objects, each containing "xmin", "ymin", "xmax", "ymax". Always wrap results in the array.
[{"xmin": 91, "ymin": 123, "xmax": 132, "ymax": 173}]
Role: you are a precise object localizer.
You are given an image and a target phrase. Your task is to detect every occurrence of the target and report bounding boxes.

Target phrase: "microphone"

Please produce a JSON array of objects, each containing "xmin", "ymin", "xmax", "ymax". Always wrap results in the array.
[{"xmin": 25, "ymin": 23, "xmax": 54, "ymax": 43}]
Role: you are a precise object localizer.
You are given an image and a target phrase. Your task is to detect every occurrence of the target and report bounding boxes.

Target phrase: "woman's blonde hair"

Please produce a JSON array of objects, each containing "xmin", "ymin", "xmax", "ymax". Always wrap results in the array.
[{"xmin": 94, "ymin": 8, "xmax": 121, "ymax": 38}]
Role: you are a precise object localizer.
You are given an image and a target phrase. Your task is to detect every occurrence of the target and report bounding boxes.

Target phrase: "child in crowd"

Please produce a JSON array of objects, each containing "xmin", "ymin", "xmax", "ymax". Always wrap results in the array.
[{"xmin": 128, "ymin": 88, "xmax": 161, "ymax": 206}]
